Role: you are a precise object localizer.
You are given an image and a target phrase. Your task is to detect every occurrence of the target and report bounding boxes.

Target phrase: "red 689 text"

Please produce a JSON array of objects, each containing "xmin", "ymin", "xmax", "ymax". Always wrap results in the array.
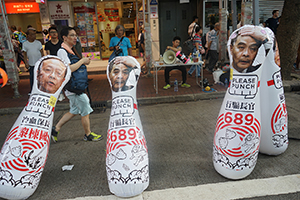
[{"xmin": 107, "ymin": 127, "xmax": 139, "ymax": 143}]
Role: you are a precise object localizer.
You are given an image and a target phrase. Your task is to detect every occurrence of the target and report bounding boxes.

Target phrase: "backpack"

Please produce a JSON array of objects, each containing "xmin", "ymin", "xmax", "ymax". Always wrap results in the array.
[
  {"xmin": 182, "ymin": 38, "xmax": 194, "ymax": 56},
  {"xmin": 182, "ymin": 24, "xmax": 197, "ymax": 56},
  {"xmin": 17, "ymin": 32, "xmax": 27, "ymax": 44},
  {"xmin": 62, "ymin": 48, "xmax": 88, "ymax": 95}
]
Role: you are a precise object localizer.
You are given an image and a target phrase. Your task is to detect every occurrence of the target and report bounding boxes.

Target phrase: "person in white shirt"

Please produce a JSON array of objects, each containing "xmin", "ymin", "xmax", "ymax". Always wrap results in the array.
[
  {"xmin": 52, "ymin": 26, "xmax": 103, "ymax": 142},
  {"xmin": 22, "ymin": 27, "xmax": 45, "ymax": 92}
]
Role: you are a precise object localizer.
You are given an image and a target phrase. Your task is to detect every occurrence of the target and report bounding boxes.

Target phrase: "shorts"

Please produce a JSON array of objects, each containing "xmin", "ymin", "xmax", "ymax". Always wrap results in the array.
[{"xmin": 67, "ymin": 93, "xmax": 93, "ymax": 116}]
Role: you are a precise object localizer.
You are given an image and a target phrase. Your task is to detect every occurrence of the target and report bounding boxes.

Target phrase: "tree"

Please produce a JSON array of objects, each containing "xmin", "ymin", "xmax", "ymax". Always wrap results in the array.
[{"xmin": 277, "ymin": 0, "xmax": 300, "ymax": 80}]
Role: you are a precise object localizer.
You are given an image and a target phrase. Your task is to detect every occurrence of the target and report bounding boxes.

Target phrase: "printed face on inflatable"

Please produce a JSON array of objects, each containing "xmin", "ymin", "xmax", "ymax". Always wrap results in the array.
[
  {"xmin": 229, "ymin": 26, "xmax": 269, "ymax": 73},
  {"xmin": 110, "ymin": 63, "xmax": 130, "ymax": 92},
  {"xmin": 230, "ymin": 35, "xmax": 260, "ymax": 72},
  {"xmin": 109, "ymin": 56, "xmax": 139, "ymax": 92},
  {"xmin": 37, "ymin": 58, "xmax": 67, "ymax": 94}
]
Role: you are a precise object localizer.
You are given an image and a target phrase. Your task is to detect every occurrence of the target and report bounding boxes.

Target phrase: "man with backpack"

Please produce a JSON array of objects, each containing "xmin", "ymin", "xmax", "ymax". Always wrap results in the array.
[
  {"xmin": 11, "ymin": 25, "xmax": 27, "ymax": 47},
  {"xmin": 52, "ymin": 26, "xmax": 102, "ymax": 142},
  {"xmin": 10, "ymin": 25, "xmax": 26, "ymax": 71}
]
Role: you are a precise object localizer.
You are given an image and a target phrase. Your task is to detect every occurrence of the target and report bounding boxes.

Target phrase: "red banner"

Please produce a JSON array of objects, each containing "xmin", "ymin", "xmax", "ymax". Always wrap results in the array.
[{"xmin": 5, "ymin": 3, "xmax": 40, "ymax": 14}]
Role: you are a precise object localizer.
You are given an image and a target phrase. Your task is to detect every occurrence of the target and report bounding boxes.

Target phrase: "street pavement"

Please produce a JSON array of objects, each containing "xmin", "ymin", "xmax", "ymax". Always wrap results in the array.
[{"xmin": 0, "ymin": 92, "xmax": 299, "ymax": 200}]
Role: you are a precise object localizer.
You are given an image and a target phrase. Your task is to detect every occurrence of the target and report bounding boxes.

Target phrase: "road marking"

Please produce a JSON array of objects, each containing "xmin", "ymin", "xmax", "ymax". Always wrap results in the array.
[{"xmin": 65, "ymin": 174, "xmax": 300, "ymax": 200}]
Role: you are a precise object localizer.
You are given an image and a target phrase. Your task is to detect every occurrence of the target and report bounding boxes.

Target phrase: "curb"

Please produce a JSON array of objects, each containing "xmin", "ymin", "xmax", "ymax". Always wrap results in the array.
[
  {"xmin": 106, "ymin": 91, "xmax": 226, "ymax": 107},
  {"xmin": 1, "ymin": 78, "xmax": 300, "ymax": 116},
  {"xmin": 0, "ymin": 92, "xmax": 226, "ymax": 115}
]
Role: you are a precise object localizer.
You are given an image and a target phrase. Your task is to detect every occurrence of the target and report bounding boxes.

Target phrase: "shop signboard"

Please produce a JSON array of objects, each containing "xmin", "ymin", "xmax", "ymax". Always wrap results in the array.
[
  {"xmin": 150, "ymin": 5, "xmax": 158, "ymax": 19},
  {"xmin": 5, "ymin": 3, "xmax": 40, "ymax": 14},
  {"xmin": 48, "ymin": 1, "xmax": 70, "ymax": 20}
]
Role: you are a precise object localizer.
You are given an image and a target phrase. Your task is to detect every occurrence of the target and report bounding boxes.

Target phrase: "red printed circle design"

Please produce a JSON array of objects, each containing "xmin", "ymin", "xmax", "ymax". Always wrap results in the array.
[
  {"xmin": 271, "ymin": 103, "xmax": 287, "ymax": 134},
  {"xmin": 214, "ymin": 112, "xmax": 261, "ymax": 159},
  {"xmin": 106, "ymin": 126, "xmax": 147, "ymax": 156},
  {"xmin": 1, "ymin": 126, "xmax": 49, "ymax": 174}
]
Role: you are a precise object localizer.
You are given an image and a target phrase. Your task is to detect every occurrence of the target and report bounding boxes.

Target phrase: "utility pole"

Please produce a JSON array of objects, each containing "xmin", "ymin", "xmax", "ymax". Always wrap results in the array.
[
  {"xmin": 219, "ymin": 0, "xmax": 228, "ymax": 65},
  {"xmin": 231, "ymin": 0, "xmax": 237, "ymax": 31},
  {"xmin": 253, "ymin": 0, "xmax": 259, "ymax": 25},
  {"xmin": 0, "ymin": 0, "xmax": 21, "ymax": 98},
  {"xmin": 241, "ymin": 0, "xmax": 253, "ymax": 26},
  {"xmin": 143, "ymin": 0, "xmax": 153, "ymax": 77}
]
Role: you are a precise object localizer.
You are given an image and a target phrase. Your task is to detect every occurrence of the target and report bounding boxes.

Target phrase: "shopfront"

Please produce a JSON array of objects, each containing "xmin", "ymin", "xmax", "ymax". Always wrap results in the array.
[
  {"xmin": 5, "ymin": 1, "xmax": 45, "ymax": 44},
  {"xmin": 5, "ymin": 0, "xmax": 143, "ymax": 60},
  {"xmin": 72, "ymin": 1, "xmax": 140, "ymax": 59},
  {"xmin": 48, "ymin": 0, "xmax": 140, "ymax": 60}
]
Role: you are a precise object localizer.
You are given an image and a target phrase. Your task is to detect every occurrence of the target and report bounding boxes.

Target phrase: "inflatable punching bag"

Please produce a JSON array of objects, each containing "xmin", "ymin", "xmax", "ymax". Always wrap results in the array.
[
  {"xmin": 213, "ymin": 25, "xmax": 271, "ymax": 179},
  {"xmin": 106, "ymin": 56, "xmax": 149, "ymax": 197},
  {"xmin": 0, "ymin": 56, "xmax": 70, "ymax": 199},
  {"xmin": 259, "ymin": 32, "xmax": 288, "ymax": 155}
]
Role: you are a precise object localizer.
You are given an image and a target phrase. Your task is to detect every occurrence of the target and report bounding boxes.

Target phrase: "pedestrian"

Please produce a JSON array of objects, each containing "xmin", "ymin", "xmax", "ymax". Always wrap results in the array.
[
  {"xmin": 163, "ymin": 36, "xmax": 190, "ymax": 90},
  {"xmin": 205, "ymin": 24, "xmax": 214, "ymax": 60},
  {"xmin": 45, "ymin": 26, "xmax": 63, "ymax": 56},
  {"xmin": 10, "ymin": 25, "xmax": 26, "ymax": 72},
  {"xmin": 73, "ymin": 26, "xmax": 82, "ymax": 58},
  {"xmin": 43, "ymin": 29, "xmax": 50, "ymax": 43},
  {"xmin": 109, "ymin": 25, "xmax": 132, "ymax": 58},
  {"xmin": 138, "ymin": 26, "xmax": 146, "ymax": 68},
  {"xmin": 22, "ymin": 27, "xmax": 45, "ymax": 92},
  {"xmin": 11, "ymin": 25, "xmax": 27, "ymax": 48},
  {"xmin": 188, "ymin": 26, "xmax": 204, "ymax": 77},
  {"xmin": 265, "ymin": 10, "xmax": 280, "ymax": 35},
  {"xmin": 206, "ymin": 23, "xmax": 220, "ymax": 73},
  {"xmin": 17, "ymin": 27, "xmax": 26, "ymax": 36},
  {"xmin": 138, "ymin": 27, "xmax": 145, "ymax": 58},
  {"xmin": 52, "ymin": 26, "xmax": 102, "ymax": 142},
  {"xmin": 99, "ymin": 31, "xmax": 108, "ymax": 51},
  {"xmin": 188, "ymin": 16, "xmax": 199, "ymax": 38}
]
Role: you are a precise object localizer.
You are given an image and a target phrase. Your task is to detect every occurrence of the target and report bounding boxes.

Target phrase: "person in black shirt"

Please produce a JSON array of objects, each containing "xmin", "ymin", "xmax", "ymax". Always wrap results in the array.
[
  {"xmin": 265, "ymin": 10, "xmax": 279, "ymax": 35},
  {"xmin": 45, "ymin": 26, "xmax": 63, "ymax": 56}
]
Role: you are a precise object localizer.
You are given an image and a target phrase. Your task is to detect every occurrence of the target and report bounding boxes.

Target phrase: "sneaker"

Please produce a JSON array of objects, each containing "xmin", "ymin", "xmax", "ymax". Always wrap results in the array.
[
  {"xmin": 84, "ymin": 132, "xmax": 103, "ymax": 141},
  {"xmin": 51, "ymin": 126, "xmax": 59, "ymax": 143},
  {"xmin": 163, "ymin": 84, "xmax": 171, "ymax": 90},
  {"xmin": 181, "ymin": 83, "xmax": 191, "ymax": 88}
]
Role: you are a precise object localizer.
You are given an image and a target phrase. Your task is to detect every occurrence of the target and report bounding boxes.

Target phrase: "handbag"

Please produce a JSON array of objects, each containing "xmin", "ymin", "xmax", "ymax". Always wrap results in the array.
[
  {"xmin": 182, "ymin": 25, "xmax": 197, "ymax": 56},
  {"xmin": 182, "ymin": 38, "xmax": 194, "ymax": 56},
  {"xmin": 109, "ymin": 37, "xmax": 124, "ymax": 62}
]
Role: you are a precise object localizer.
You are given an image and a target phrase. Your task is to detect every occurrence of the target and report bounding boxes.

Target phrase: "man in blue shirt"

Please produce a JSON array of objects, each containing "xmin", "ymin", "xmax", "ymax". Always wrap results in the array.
[{"xmin": 109, "ymin": 25, "xmax": 132, "ymax": 56}]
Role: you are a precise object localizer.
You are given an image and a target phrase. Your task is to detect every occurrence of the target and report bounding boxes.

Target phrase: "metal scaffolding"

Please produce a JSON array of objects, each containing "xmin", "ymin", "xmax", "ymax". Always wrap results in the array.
[{"xmin": 0, "ymin": 0, "xmax": 21, "ymax": 98}]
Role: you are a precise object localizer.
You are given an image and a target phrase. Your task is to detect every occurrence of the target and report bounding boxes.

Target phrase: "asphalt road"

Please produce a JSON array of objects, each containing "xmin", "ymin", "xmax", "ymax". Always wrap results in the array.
[{"xmin": 0, "ymin": 92, "xmax": 299, "ymax": 200}]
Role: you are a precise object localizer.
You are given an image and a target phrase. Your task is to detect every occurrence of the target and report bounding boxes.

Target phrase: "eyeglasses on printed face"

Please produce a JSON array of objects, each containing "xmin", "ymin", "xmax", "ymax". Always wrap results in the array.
[{"xmin": 50, "ymin": 31, "xmax": 57, "ymax": 34}]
